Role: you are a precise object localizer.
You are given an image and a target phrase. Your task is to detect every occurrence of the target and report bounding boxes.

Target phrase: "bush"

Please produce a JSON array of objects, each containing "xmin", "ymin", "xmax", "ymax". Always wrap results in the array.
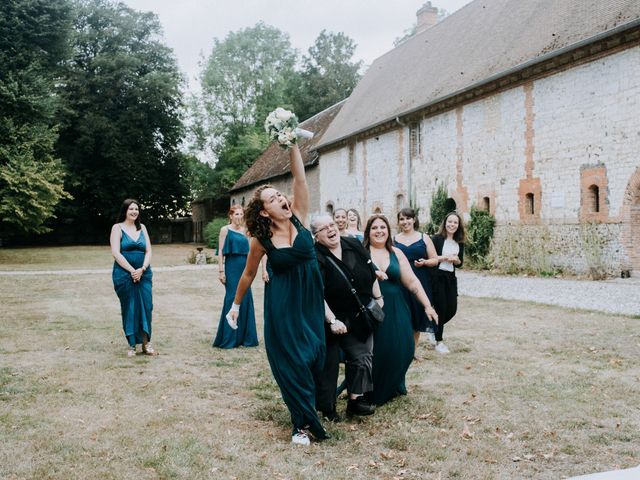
[
  {"xmin": 424, "ymin": 183, "xmax": 449, "ymax": 234},
  {"xmin": 466, "ymin": 207, "xmax": 496, "ymax": 268},
  {"xmin": 204, "ymin": 217, "xmax": 230, "ymax": 250}
]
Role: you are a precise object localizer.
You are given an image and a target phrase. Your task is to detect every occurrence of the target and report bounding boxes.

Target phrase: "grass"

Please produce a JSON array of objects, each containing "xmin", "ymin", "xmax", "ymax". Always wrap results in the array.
[
  {"xmin": 0, "ymin": 246, "xmax": 639, "ymax": 479},
  {"xmin": 0, "ymin": 244, "xmax": 214, "ymax": 270}
]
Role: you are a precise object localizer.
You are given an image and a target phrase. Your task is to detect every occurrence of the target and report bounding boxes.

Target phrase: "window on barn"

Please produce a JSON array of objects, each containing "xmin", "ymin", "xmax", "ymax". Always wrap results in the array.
[
  {"xmin": 588, "ymin": 185, "xmax": 600, "ymax": 213},
  {"xmin": 409, "ymin": 122, "xmax": 421, "ymax": 159},
  {"xmin": 525, "ymin": 193, "xmax": 535, "ymax": 215},
  {"xmin": 348, "ymin": 143, "xmax": 355, "ymax": 174},
  {"xmin": 445, "ymin": 197, "xmax": 457, "ymax": 213},
  {"xmin": 482, "ymin": 197, "xmax": 490, "ymax": 212},
  {"xmin": 325, "ymin": 202, "xmax": 334, "ymax": 215},
  {"xmin": 374, "ymin": 206, "xmax": 382, "ymax": 214}
]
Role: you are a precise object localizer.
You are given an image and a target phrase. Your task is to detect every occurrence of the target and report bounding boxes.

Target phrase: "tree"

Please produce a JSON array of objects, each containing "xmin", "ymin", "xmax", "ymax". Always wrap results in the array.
[
  {"xmin": 0, "ymin": 0, "xmax": 73, "ymax": 236},
  {"xmin": 198, "ymin": 22, "xmax": 297, "ymax": 158},
  {"xmin": 55, "ymin": 0, "xmax": 188, "ymax": 232},
  {"xmin": 291, "ymin": 30, "xmax": 362, "ymax": 121}
]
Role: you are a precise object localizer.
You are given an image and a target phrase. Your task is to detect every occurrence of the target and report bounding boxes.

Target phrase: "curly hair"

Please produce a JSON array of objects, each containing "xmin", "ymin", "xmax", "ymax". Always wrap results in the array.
[{"xmin": 244, "ymin": 185, "xmax": 273, "ymax": 240}]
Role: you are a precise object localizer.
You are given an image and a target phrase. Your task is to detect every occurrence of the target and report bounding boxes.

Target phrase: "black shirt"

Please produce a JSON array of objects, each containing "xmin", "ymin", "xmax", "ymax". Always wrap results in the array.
[{"xmin": 315, "ymin": 236, "xmax": 377, "ymax": 323}]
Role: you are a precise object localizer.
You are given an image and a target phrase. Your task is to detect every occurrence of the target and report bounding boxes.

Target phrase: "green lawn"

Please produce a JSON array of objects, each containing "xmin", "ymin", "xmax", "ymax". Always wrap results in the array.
[{"xmin": 0, "ymin": 246, "xmax": 638, "ymax": 479}]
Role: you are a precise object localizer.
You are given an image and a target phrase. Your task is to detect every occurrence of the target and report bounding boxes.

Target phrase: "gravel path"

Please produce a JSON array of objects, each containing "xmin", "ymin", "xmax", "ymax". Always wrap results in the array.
[
  {"xmin": 458, "ymin": 271, "xmax": 640, "ymax": 316},
  {"xmin": 1, "ymin": 265, "xmax": 638, "ymax": 316}
]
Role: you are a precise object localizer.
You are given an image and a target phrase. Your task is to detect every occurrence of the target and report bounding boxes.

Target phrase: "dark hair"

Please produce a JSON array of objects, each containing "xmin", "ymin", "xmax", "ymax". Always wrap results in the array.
[
  {"xmin": 116, "ymin": 199, "xmax": 141, "ymax": 231},
  {"xmin": 333, "ymin": 208, "xmax": 347, "ymax": 217},
  {"xmin": 437, "ymin": 211, "xmax": 466, "ymax": 243},
  {"xmin": 245, "ymin": 185, "xmax": 273, "ymax": 240},
  {"xmin": 228, "ymin": 204, "xmax": 243, "ymax": 222},
  {"xmin": 363, "ymin": 214, "xmax": 393, "ymax": 252},
  {"xmin": 347, "ymin": 208, "xmax": 362, "ymax": 230},
  {"xmin": 397, "ymin": 207, "xmax": 419, "ymax": 230}
]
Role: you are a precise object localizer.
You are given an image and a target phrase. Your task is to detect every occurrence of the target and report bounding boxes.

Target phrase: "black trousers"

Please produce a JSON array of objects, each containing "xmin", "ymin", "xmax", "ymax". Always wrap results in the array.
[
  {"xmin": 431, "ymin": 270, "xmax": 458, "ymax": 342},
  {"xmin": 315, "ymin": 325, "xmax": 374, "ymax": 413}
]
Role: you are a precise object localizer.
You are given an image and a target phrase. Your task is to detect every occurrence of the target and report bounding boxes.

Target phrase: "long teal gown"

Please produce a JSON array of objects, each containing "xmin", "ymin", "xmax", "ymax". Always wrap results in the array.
[
  {"xmin": 213, "ymin": 229, "xmax": 258, "ymax": 348},
  {"xmin": 393, "ymin": 236, "xmax": 435, "ymax": 332},
  {"xmin": 368, "ymin": 251, "xmax": 415, "ymax": 406},
  {"xmin": 260, "ymin": 214, "xmax": 327, "ymax": 439},
  {"xmin": 112, "ymin": 228, "xmax": 153, "ymax": 347}
]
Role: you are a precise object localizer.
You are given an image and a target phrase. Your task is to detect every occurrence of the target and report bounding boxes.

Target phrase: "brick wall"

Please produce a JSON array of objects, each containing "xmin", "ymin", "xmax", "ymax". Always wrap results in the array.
[{"xmin": 320, "ymin": 44, "xmax": 640, "ymax": 275}]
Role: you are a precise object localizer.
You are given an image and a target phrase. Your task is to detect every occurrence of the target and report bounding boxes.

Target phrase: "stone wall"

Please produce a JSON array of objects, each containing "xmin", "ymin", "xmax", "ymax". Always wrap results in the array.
[{"xmin": 320, "ymin": 44, "xmax": 640, "ymax": 274}]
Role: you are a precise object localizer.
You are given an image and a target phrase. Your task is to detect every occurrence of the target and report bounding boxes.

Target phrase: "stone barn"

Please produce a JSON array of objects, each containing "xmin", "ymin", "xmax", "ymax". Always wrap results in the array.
[{"xmin": 232, "ymin": 0, "xmax": 640, "ymax": 276}]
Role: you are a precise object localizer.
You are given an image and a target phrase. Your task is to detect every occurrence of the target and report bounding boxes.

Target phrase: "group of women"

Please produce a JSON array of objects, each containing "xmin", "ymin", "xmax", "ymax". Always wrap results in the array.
[{"xmin": 110, "ymin": 143, "xmax": 464, "ymax": 446}]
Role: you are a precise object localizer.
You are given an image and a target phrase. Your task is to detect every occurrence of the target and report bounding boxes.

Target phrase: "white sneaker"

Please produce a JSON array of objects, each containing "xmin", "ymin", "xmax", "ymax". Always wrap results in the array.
[
  {"xmin": 291, "ymin": 430, "xmax": 310, "ymax": 446},
  {"xmin": 435, "ymin": 342, "xmax": 450, "ymax": 354},
  {"xmin": 426, "ymin": 332, "xmax": 437, "ymax": 347}
]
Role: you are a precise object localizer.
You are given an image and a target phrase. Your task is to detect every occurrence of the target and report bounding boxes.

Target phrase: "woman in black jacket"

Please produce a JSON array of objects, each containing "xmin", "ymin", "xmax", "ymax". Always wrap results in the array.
[
  {"xmin": 430, "ymin": 212, "xmax": 465, "ymax": 354},
  {"xmin": 311, "ymin": 214, "xmax": 382, "ymax": 419}
]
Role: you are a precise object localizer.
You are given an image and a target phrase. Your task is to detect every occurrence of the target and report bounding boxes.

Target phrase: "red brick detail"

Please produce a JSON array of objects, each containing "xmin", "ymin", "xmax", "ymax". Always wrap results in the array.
[
  {"xmin": 579, "ymin": 166, "xmax": 609, "ymax": 222},
  {"xmin": 455, "ymin": 106, "xmax": 469, "ymax": 214},
  {"xmin": 620, "ymin": 168, "xmax": 640, "ymax": 272},
  {"xmin": 523, "ymin": 82, "xmax": 535, "ymax": 179},
  {"xmin": 518, "ymin": 177, "xmax": 542, "ymax": 224},
  {"xmin": 476, "ymin": 185, "xmax": 496, "ymax": 215}
]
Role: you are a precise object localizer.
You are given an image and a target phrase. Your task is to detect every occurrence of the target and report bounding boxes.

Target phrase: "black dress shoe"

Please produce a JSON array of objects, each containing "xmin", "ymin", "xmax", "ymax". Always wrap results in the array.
[
  {"xmin": 321, "ymin": 409, "xmax": 342, "ymax": 423},
  {"xmin": 347, "ymin": 397, "xmax": 375, "ymax": 416}
]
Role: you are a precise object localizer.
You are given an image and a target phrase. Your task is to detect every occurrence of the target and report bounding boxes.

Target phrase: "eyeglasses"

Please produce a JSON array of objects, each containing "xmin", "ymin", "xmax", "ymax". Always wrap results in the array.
[{"xmin": 314, "ymin": 222, "xmax": 336, "ymax": 235}]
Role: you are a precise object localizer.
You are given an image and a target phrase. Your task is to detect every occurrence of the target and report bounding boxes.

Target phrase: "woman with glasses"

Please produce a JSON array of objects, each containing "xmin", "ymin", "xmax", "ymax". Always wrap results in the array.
[{"xmin": 311, "ymin": 214, "xmax": 382, "ymax": 420}]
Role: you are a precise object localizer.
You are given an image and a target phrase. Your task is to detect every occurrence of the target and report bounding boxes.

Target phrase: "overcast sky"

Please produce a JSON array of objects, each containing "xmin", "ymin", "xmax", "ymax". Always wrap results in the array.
[{"xmin": 119, "ymin": 0, "xmax": 473, "ymax": 92}]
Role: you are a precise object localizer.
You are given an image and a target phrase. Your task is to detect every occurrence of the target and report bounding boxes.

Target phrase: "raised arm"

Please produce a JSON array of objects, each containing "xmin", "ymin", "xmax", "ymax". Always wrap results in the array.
[
  {"xmin": 289, "ymin": 144, "xmax": 309, "ymax": 221},
  {"xmin": 394, "ymin": 247, "xmax": 438, "ymax": 324}
]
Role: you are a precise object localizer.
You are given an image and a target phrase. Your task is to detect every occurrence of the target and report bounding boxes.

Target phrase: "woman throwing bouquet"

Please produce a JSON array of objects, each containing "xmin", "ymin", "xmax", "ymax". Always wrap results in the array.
[{"xmin": 227, "ymin": 109, "xmax": 328, "ymax": 446}]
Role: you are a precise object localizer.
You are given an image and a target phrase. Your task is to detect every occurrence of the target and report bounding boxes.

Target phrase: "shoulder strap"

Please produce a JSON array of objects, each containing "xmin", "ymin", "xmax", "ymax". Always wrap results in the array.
[{"xmin": 325, "ymin": 255, "xmax": 367, "ymax": 315}]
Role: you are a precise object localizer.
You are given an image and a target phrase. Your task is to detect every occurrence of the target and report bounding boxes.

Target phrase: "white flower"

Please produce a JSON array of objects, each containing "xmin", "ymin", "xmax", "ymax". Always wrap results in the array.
[
  {"xmin": 277, "ymin": 132, "xmax": 289, "ymax": 144},
  {"xmin": 274, "ymin": 107, "xmax": 293, "ymax": 122}
]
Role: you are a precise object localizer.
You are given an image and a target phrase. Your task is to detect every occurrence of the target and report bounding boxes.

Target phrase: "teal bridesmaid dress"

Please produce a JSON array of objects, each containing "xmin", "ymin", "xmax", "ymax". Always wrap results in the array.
[
  {"xmin": 112, "ymin": 228, "xmax": 153, "ymax": 347},
  {"xmin": 213, "ymin": 229, "xmax": 258, "ymax": 348},
  {"xmin": 369, "ymin": 251, "xmax": 415, "ymax": 406},
  {"xmin": 260, "ymin": 215, "xmax": 327, "ymax": 439}
]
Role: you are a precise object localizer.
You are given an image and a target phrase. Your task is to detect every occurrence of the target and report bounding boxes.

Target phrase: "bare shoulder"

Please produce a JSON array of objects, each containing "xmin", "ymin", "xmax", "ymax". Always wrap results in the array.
[
  {"xmin": 391, "ymin": 245, "xmax": 404, "ymax": 257},
  {"xmin": 140, "ymin": 223, "xmax": 149, "ymax": 232},
  {"xmin": 111, "ymin": 223, "xmax": 121, "ymax": 233}
]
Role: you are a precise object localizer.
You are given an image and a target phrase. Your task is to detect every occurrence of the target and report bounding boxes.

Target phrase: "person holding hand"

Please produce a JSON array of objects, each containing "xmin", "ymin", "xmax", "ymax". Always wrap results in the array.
[
  {"xmin": 430, "ymin": 212, "xmax": 466, "ymax": 354},
  {"xmin": 110, "ymin": 199, "xmax": 156, "ymax": 357}
]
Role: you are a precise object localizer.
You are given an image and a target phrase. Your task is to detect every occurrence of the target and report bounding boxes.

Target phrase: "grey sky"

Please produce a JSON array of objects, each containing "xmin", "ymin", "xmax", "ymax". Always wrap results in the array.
[{"xmin": 119, "ymin": 0, "xmax": 473, "ymax": 92}]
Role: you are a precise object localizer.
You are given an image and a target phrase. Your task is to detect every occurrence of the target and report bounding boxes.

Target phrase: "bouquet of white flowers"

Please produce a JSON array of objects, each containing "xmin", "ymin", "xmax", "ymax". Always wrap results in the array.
[{"xmin": 264, "ymin": 107, "xmax": 314, "ymax": 148}]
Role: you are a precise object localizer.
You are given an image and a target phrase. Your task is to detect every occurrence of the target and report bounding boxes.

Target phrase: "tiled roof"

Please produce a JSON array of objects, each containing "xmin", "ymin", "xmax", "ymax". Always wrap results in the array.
[
  {"xmin": 230, "ymin": 101, "xmax": 345, "ymax": 192},
  {"xmin": 318, "ymin": 0, "xmax": 640, "ymax": 148}
]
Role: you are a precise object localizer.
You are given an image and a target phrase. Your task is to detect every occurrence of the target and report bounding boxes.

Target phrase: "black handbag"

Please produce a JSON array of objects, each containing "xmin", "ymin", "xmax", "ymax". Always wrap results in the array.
[{"xmin": 326, "ymin": 256, "xmax": 384, "ymax": 333}]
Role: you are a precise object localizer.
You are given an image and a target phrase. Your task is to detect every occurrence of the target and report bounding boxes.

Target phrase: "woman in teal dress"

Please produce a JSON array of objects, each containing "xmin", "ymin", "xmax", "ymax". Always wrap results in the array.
[
  {"xmin": 213, "ymin": 205, "xmax": 258, "ymax": 349},
  {"xmin": 227, "ymin": 144, "xmax": 328, "ymax": 446},
  {"xmin": 393, "ymin": 207, "xmax": 440, "ymax": 352},
  {"xmin": 110, "ymin": 199, "xmax": 156, "ymax": 357},
  {"xmin": 364, "ymin": 215, "xmax": 438, "ymax": 406}
]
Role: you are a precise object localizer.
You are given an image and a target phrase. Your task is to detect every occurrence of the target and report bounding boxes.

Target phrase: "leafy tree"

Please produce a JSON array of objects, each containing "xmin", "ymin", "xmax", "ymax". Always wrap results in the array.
[
  {"xmin": 291, "ymin": 30, "xmax": 362, "ymax": 121},
  {"xmin": 198, "ymin": 22, "xmax": 297, "ymax": 158},
  {"xmin": 55, "ymin": 0, "xmax": 188, "ymax": 231},
  {"xmin": 0, "ymin": 0, "xmax": 73, "ymax": 236}
]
